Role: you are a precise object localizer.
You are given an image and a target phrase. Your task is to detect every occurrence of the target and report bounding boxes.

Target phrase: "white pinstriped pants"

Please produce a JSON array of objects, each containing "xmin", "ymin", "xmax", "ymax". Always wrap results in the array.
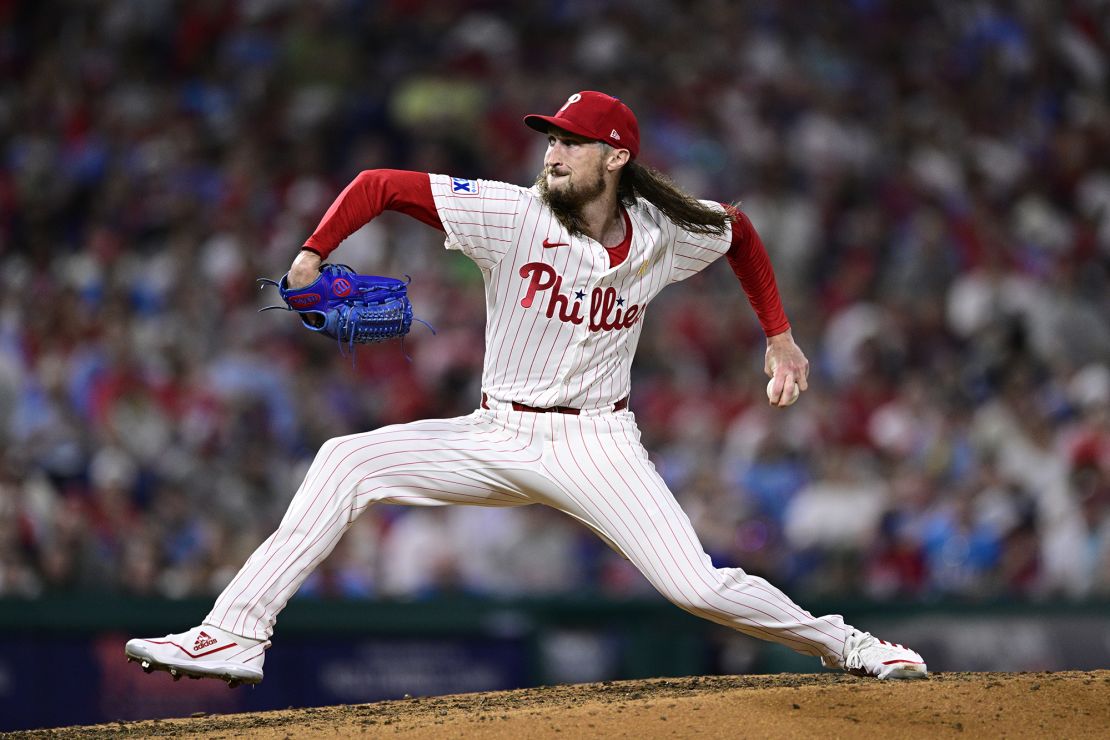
[{"xmin": 205, "ymin": 404, "xmax": 849, "ymax": 662}]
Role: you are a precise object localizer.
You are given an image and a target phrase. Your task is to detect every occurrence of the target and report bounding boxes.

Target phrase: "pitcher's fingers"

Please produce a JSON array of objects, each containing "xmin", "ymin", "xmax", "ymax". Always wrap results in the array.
[
  {"xmin": 780, "ymin": 372, "xmax": 798, "ymax": 404},
  {"xmin": 766, "ymin": 375, "xmax": 781, "ymax": 405}
]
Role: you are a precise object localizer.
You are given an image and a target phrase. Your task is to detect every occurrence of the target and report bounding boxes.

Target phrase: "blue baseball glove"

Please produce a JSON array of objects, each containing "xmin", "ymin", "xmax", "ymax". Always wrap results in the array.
[{"xmin": 260, "ymin": 263, "xmax": 431, "ymax": 352}]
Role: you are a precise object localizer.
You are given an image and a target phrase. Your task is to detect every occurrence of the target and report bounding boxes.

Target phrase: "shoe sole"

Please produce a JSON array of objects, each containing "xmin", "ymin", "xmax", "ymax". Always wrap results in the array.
[
  {"xmin": 124, "ymin": 642, "xmax": 263, "ymax": 687},
  {"xmin": 847, "ymin": 664, "xmax": 929, "ymax": 680}
]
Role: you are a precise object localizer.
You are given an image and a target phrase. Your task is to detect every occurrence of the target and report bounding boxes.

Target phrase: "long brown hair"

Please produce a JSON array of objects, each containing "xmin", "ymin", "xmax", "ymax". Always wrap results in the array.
[{"xmin": 617, "ymin": 161, "xmax": 730, "ymax": 236}]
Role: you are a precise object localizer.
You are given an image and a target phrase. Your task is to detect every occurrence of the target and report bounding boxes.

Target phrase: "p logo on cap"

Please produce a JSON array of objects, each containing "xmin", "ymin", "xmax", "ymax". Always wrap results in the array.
[{"xmin": 557, "ymin": 93, "xmax": 582, "ymax": 114}]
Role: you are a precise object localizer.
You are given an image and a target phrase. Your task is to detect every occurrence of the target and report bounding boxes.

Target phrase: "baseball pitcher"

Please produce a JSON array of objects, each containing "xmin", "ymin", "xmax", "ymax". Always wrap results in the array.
[{"xmin": 126, "ymin": 91, "xmax": 926, "ymax": 686}]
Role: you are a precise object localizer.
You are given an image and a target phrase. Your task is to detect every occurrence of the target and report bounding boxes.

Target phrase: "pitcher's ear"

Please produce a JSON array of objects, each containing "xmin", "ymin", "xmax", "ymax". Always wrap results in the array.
[{"xmin": 607, "ymin": 147, "xmax": 631, "ymax": 171}]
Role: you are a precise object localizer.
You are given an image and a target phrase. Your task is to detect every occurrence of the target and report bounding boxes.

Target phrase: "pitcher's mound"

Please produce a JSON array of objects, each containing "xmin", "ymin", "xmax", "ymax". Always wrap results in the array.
[{"xmin": 26, "ymin": 670, "xmax": 1110, "ymax": 739}]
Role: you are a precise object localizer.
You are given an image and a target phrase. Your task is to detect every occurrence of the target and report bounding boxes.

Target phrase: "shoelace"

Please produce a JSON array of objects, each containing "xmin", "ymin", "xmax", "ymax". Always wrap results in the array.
[{"xmin": 844, "ymin": 631, "xmax": 917, "ymax": 673}]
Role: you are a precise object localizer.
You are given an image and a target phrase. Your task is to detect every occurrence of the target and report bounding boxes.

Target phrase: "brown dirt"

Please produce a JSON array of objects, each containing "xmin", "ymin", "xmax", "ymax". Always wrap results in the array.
[{"xmin": 14, "ymin": 671, "xmax": 1109, "ymax": 739}]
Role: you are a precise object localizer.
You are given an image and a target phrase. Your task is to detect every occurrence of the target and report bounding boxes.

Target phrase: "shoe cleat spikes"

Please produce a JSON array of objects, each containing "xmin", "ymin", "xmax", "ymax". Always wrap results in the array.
[{"xmin": 125, "ymin": 626, "xmax": 267, "ymax": 685}]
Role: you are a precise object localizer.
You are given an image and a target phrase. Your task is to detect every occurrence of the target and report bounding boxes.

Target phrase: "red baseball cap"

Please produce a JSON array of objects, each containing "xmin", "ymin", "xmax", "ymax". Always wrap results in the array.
[{"xmin": 524, "ymin": 91, "xmax": 640, "ymax": 158}]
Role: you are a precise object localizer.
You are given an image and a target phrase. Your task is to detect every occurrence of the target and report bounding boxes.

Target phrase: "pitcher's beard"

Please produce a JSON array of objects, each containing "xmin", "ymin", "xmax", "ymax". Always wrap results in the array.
[{"xmin": 536, "ymin": 165, "xmax": 606, "ymax": 237}]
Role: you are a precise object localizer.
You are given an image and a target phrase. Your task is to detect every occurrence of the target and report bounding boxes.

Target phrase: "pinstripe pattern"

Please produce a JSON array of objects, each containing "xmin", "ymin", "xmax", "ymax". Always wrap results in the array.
[
  {"xmin": 427, "ymin": 176, "xmax": 732, "ymax": 411},
  {"xmin": 540, "ymin": 412, "xmax": 848, "ymax": 658},
  {"xmin": 206, "ymin": 411, "xmax": 543, "ymax": 640},
  {"xmin": 669, "ymin": 201, "xmax": 733, "ymax": 284},
  {"xmin": 205, "ymin": 408, "xmax": 848, "ymax": 662}
]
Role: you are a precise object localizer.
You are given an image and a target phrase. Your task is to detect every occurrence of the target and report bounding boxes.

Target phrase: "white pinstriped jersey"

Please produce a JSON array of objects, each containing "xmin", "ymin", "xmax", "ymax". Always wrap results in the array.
[{"xmin": 429, "ymin": 174, "xmax": 733, "ymax": 410}]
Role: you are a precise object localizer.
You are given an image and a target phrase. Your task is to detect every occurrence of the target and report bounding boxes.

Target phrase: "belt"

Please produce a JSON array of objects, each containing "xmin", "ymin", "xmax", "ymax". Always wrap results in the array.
[{"xmin": 482, "ymin": 392, "xmax": 627, "ymax": 415}]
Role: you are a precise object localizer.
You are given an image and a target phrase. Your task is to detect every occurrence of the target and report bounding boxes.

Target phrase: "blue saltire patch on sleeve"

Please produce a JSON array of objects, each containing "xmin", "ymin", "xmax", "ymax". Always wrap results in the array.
[{"xmin": 450, "ymin": 177, "xmax": 480, "ymax": 195}]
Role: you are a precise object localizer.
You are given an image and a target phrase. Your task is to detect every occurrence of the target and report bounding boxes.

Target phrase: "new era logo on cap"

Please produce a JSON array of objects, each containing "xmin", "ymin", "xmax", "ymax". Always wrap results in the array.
[{"xmin": 523, "ymin": 91, "xmax": 640, "ymax": 158}]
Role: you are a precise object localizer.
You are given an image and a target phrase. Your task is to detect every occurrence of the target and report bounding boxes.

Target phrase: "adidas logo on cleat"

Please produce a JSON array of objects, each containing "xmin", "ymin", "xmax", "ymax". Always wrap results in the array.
[{"xmin": 193, "ymin": 631, "xmax": 218, "ymax": 651}]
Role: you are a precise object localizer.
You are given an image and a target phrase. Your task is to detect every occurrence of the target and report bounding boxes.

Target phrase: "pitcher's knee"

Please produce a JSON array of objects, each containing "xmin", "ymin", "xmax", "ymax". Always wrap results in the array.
[
  {"xmin": 661, "ymin": 577, "xmax": 732, "ymax": 616},
  {"xmin": 313, "ymin": 428, "xmax": 403, "ymax": 479},
  {"xmin": 309, "ymin": 437, "xmax": 343, "ymax": 473},
  {"xmin": 298, "ymin": 436, "xmax": 366, "ymax": 508},
  {"xmin": 311, "ymin": 434, "xmax": 379, "ymax": 481}
]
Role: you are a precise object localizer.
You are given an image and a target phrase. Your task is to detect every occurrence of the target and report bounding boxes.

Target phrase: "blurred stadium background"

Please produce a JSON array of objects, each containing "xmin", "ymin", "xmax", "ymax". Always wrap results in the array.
[{"xmin": 1, "ymin": 0, "xmax": 1107, "ymax": 731}]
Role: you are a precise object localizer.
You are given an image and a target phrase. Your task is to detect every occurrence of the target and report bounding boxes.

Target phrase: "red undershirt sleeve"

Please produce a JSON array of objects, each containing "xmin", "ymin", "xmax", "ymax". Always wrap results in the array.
[
  {"xmin": 302, "ymin": 169, "xmax": 444, "ymax": 258},
  {"xmin": 723, "ymin": 206, "xmax": 791, "ymax": 337}
]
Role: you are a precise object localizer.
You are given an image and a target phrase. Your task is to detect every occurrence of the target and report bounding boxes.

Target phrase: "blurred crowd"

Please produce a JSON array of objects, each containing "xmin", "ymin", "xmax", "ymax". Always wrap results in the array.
[{"xmin": 1, "ymin": 0, "xmax": 1108, "ymax": 606}]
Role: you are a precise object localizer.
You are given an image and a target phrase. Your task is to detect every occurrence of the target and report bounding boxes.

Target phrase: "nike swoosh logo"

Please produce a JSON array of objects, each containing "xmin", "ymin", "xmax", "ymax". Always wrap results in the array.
[{"xmin": 542, "ymin": 239, "xmax": 569, "ymax": 248}]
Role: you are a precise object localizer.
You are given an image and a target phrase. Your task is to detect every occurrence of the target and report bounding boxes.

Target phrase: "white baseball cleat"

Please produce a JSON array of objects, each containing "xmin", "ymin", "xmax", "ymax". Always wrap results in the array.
[
  {"xmin": 824, "ymin": 629, "xmax": 928, "ymax": 679},
  {"xmin": 125, "ymin": 625, "xmax": 269, "ymax": 687}
]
